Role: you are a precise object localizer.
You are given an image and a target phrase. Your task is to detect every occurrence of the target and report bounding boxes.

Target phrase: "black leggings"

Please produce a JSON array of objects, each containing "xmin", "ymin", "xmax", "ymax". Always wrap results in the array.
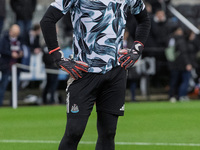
[{"xmin": 58, "ymin": 111, "xmax": 119, "ymax": 150}]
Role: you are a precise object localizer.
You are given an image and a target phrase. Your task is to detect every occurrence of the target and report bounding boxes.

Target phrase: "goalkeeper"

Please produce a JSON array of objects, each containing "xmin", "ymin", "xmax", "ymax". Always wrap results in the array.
[{"xmin": 40, "ymin": 0, "xmax": 150, "ymax": 149}]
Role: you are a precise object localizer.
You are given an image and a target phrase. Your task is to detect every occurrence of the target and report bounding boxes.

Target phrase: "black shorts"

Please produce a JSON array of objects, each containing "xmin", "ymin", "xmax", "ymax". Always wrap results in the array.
[{"xmin": 66, "ymin": 66, "xmax": 127, "ymax": 117}]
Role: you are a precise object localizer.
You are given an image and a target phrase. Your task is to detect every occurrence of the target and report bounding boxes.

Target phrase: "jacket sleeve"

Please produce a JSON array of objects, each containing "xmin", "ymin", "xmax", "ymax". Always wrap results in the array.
[
  {"xmin": 40, "ymin": 6, "xmax": 64, "ymax": 51},
  {"xmin": 0, "ymin": 36, "xmax": 11, "ymax": 56},
  {"xmin": 128, "ymin": 0, "xmax": 151, "ymax": 45},
  {"xmin": 134, "ymin": 8, "xmax": 151, "ymax": 45},
  {"xmin": 40, "ymin": 0, "xmax": 78, "ymax": 51}
]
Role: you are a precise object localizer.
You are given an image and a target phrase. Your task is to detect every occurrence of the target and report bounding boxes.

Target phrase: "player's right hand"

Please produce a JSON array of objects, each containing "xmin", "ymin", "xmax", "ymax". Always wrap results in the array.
[
  {"xmin": 49, "ymin": 47, "xmax": 89, "ymax": 80},
  {"xmin": 57, "ymin": 59, "xmax": 89, "ymax": 80}
]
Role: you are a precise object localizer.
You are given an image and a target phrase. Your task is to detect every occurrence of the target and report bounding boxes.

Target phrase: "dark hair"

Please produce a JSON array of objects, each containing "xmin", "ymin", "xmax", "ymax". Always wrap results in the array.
[{"xmin": 32, "ymin": 24, "xmax": 40, "ymax": 31}]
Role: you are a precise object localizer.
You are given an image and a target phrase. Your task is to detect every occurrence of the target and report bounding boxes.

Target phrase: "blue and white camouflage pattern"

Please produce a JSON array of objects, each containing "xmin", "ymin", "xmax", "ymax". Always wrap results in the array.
[{"xmin": 51, "ymin": 0, "xmax": 145, "ymax": 73}]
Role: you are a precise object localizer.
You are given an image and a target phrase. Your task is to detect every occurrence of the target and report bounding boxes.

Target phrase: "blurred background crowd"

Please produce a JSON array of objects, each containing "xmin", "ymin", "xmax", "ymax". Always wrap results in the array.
[{"xmin": 0, "ymin": 0, "xmax": 200, "ymax": 107}]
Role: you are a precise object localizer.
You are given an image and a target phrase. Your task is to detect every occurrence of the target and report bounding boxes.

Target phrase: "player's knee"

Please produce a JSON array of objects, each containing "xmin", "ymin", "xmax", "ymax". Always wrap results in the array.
[
  {"xmin": 100, "ymin": 128, "xmax": 116, "ymax": 140},
  {"xmin": 106, "ymin": 129, "xmax": 116, "ymax": 139},
  {"xmin": 69, "ymin": 129, "xmax": 83, "ymax": 141},
  {"xmin": 66, "ymin": 124, "xmax": 84, "ymax": 142},
  {"xmin": 58, "ymin": 128, "xmax": 83, "ymax": 150}
]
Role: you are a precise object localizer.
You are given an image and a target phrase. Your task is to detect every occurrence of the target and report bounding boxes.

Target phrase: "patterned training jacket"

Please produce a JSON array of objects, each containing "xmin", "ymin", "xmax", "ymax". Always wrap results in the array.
[{"xmin": 51, "ymin": 0, "xmax": 145, "ymax": 73}]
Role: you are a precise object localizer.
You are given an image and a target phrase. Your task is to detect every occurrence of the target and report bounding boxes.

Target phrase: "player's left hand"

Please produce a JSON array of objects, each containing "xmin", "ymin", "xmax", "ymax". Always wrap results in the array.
[{"xmin": 118, "ymin": 41, "xmax": 144, "ymax": 69}]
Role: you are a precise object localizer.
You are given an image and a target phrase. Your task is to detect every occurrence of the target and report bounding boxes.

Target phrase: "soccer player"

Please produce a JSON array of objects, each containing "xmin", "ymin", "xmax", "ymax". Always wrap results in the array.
[{"xmin": 40, "ymin": 0, "xmax": 150, "ymax": 149}]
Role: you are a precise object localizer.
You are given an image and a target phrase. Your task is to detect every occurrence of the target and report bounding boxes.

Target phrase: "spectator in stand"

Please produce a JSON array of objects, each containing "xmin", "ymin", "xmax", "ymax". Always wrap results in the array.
[
  {"xmin": 10, "ymin": 0, "xmax": 37, "ymax": 45},
  {"xmin": 189, "ymin": 33, "xmax": 200, "ymax": 77},
  {"xmin": 19, "ymin": 24, "xmax": 42, "ymax": 90},
  {"xmin": 145, "ymin": 1, "xmax": 153, "ymax": 17},
  {"xmin": 152, "ymin": 9, "xmax": 169, "ymax": 48},
  {"xmin": 0, "ymin": 0, "xmax": 6, "ymax": 35},
  {"xmin": 142, "ymin": 1, "xmax": 156, "ymax": 57},
  {"xmin": 42, "ymin": 46, "xmax": 59, "ymax": 105},
  {"xmin": 0, "ymin": 24, "xmax": 23, "ymax": 106},
  {"xmin": 151, "ymin": 9, "xmax": 170, "ymax": 87},
  {"xmin": 29, "ymin": 24, "xmax": 41, "ymax": 54},
  {"xmin": 168, "ymin": 27, "xmax": 193, "ymax": 102},
  {"xmin": 187, "ymin": 31, "xmax": 199, "ymax": 73},
  {"xmin": 146, "ymin": 0, "xmax": 161, "ymax": 13},
  {"xmin": 123, "ymin": 29, "xmax": 140, "ymax": 102},
  {"xmin": 186, "ymin": 31, "xmax": 200, "ymax": 93},
  {"xmin": 147, "ymin": 0, "xmax": 171, "ymax": 13}
]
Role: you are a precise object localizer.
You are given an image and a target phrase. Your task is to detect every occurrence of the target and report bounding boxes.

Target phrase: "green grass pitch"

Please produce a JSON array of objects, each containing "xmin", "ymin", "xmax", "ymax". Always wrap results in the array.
[{"xmin": 0, "ymin": 101, "xmax": 200, "ymax": 150}]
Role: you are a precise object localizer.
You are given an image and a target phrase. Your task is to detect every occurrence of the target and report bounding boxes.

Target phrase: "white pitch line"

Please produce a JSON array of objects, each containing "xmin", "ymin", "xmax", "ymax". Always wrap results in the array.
[
  {"xmin": 0, "ymin": 140, "xmax": 59, "ymax": 144},
  {"xmin": 0, "ymin": 140, "xmax": 200, "ymax": 147}
]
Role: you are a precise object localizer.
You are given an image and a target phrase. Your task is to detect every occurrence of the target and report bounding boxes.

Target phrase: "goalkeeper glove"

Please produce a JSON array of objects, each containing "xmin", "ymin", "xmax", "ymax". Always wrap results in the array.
[
  {"xmin": 49, "ymin": 47, "xmax": 89, "ymax": 80},
  {"xmin": 118, "ymin": 41, "xmax": 144, "ymax": 69}
]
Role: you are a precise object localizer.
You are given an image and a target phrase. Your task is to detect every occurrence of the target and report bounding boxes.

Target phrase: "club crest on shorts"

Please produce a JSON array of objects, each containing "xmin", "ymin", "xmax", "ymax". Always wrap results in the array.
[{"xmin": 71, "ymin": 104, "xmax": 79, "ymax": 113}]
